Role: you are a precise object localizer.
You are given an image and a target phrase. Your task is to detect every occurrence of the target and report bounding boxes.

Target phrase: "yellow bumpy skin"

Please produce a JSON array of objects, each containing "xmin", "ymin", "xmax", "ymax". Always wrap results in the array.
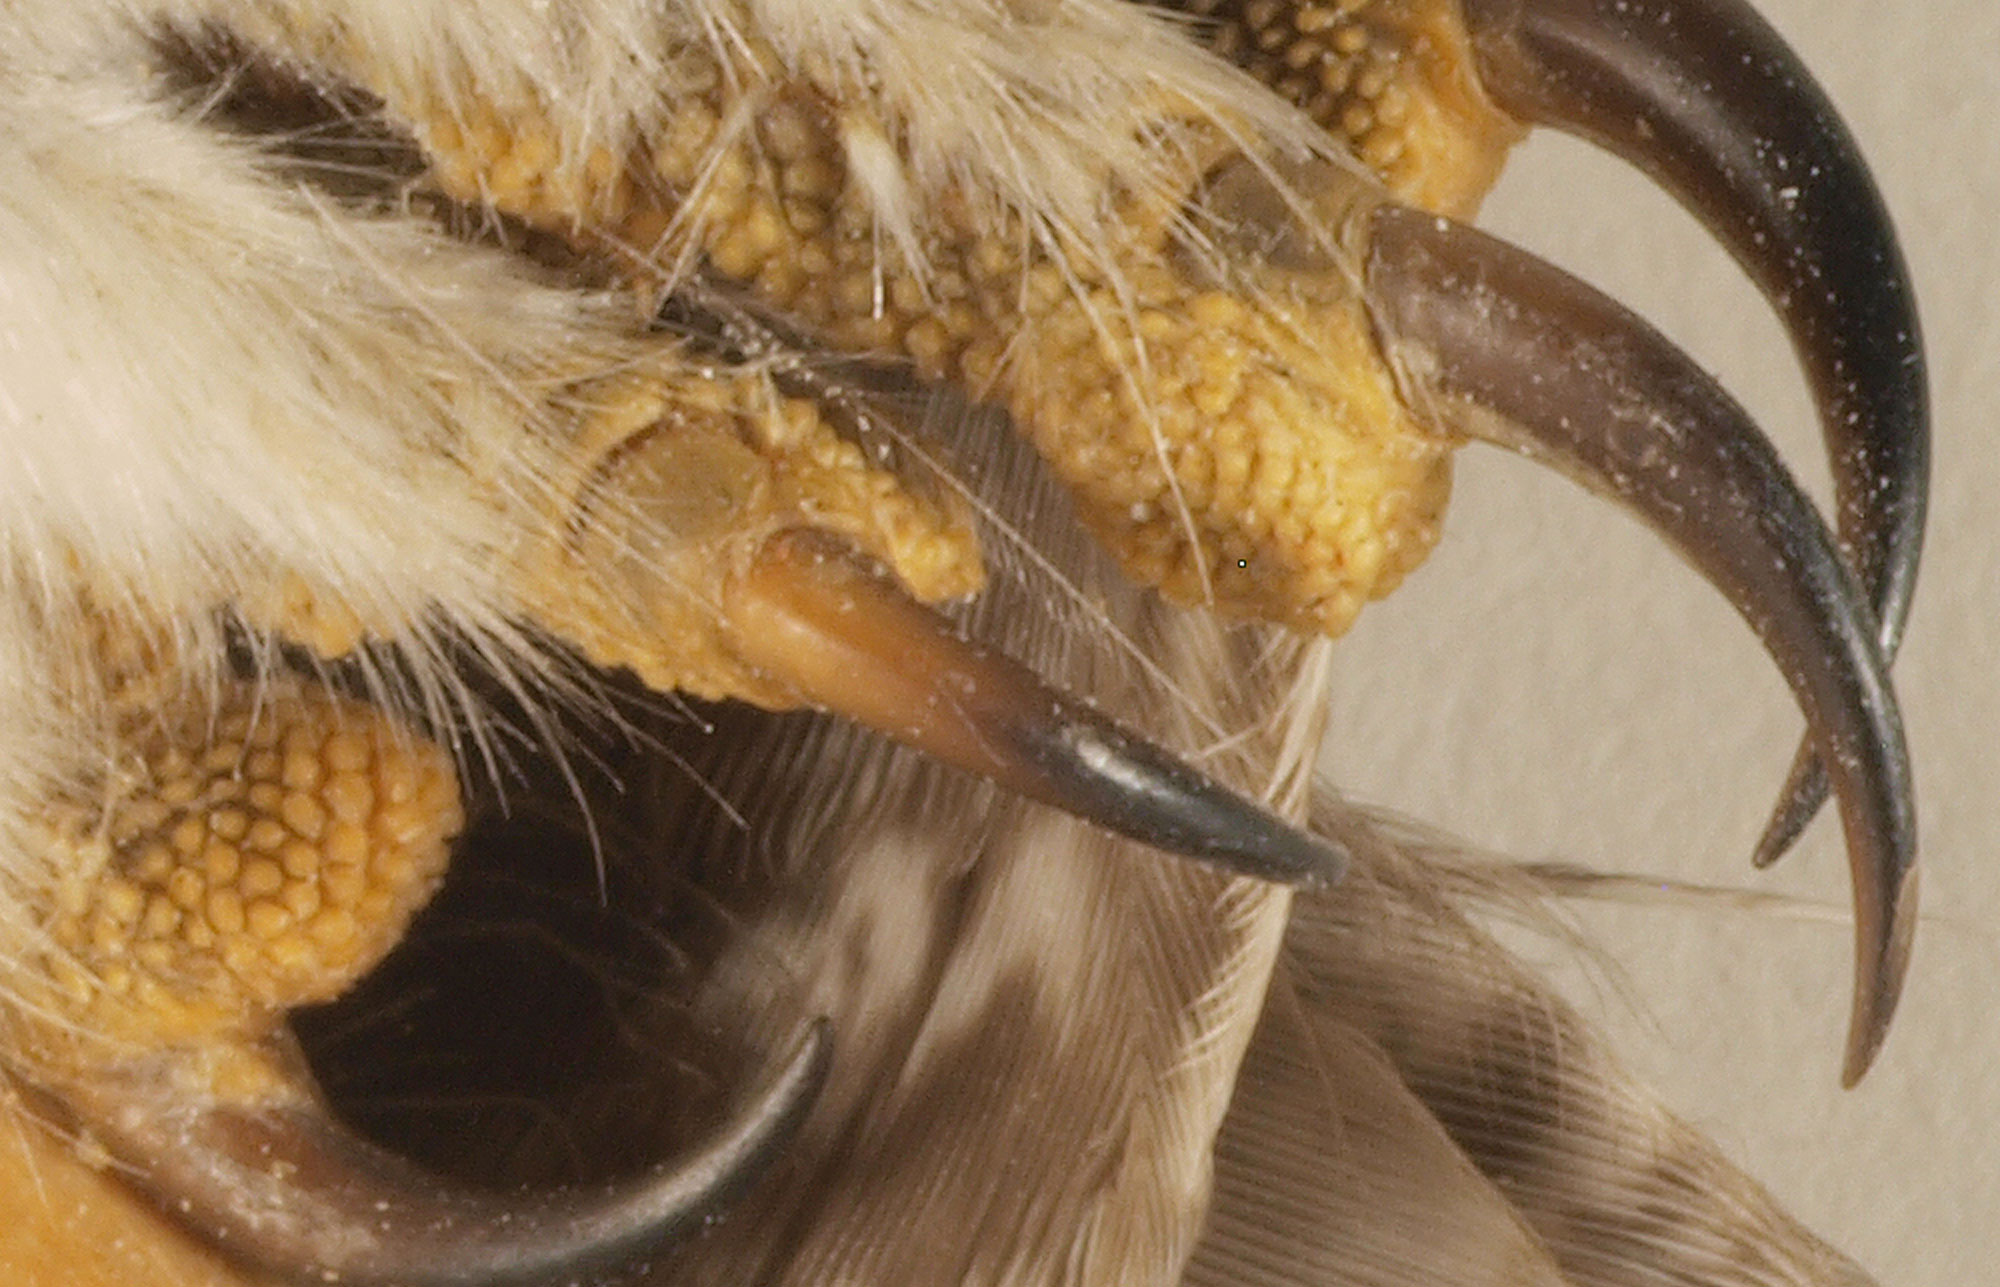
[
  {"xmin": 33, "ymin": 685, "xmax": 462, "ymax": 1059},
  {"xmin": 1181, "ymin": 0, "xmax": 1525, "ymax": 213},
  {"xmin": 394, "ymin": 45, "xmax": 1457, "ymax": 636},
  {"xmin": 661, "ymin": 99, "xmax": 1454, "ymax": 635}
]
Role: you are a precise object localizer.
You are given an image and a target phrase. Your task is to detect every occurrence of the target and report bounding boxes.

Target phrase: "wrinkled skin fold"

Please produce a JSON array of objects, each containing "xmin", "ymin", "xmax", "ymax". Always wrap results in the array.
[{"xmin": 0, "ymin": 0, "xmax": 1925, "ymax": 1283}]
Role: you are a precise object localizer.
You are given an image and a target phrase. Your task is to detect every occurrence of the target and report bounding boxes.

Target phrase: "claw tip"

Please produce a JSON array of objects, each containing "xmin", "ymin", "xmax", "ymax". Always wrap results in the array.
[{"xmin": 1841, "ymin": 862, "xmax": 1920, "ymax": 1087}]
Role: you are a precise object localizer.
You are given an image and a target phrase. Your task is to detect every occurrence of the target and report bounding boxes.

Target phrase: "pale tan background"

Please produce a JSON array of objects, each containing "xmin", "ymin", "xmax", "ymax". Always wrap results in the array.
[{"xmin": 1316, "ymin": 1, "xmax": 1999, "ymax": 1281}]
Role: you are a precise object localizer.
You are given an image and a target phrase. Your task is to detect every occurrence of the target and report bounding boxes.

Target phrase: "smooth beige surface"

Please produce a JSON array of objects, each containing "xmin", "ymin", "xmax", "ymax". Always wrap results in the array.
[{"xmin": 1320, "ymin": 1, "xmax": 1998, "ymax": 1280}]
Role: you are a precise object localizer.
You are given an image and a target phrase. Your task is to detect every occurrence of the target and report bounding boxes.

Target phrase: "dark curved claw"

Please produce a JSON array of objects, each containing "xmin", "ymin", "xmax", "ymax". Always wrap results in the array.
[
  {"xmin": 723, "ymin": 529, "xmax": 1348, "ymax": 889},
  {"xmin": 63, "ymin": 1021, "xmax": 830, "ymax": 1285},
  {"xmin": 1459, "ymin": 0, "xmax": 1930, "ymax": 865},
  {"xmin": 1364, "ymin": 203, "xmax": 1916, "ymax": 1085}
]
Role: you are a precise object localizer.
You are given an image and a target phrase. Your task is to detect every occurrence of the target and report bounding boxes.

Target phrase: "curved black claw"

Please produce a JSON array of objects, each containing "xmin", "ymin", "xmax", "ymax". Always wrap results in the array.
[
  {"xmin": 1365, "ymin": 203, "xmax": 1916, "ymax": 1084},
  {"xmin": 724, "ymin": 529, "xmax": 1348, "ymax": 889},
  {"xmin": 1460, "ymin": 0, "xmax": 1930, "ymax": 865},
  {"xmin": 66, "ymin": 1021, "xmax": 830, "ymax": 1285}
]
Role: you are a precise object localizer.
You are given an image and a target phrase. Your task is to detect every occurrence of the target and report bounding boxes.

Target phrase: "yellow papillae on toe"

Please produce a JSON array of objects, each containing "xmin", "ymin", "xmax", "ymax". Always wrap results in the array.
[
  {"xmin": 39, "ymin": 686, "xmax": 461, "ymax": 1053},
  {"xmin": 399, "ymin": 46, "xmax": 1457, "ymax": 641}
]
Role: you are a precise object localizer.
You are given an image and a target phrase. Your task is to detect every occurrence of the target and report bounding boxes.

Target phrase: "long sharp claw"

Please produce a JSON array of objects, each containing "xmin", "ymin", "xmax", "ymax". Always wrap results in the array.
[
  {"xmin": 59, "ymin": 1021, "xmax": 829, "ymax": 1286},
  {"xmin": 1364, "ymin": 203, "xmax": 1916, "ymax": 1084},
  {"xmin": 723, "ymin": 529, "xmax": 1348, "ymax": 888},
  {"xmin": 1460, "ymin": 0, "xmax": 1930, "ymax": 865}
]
